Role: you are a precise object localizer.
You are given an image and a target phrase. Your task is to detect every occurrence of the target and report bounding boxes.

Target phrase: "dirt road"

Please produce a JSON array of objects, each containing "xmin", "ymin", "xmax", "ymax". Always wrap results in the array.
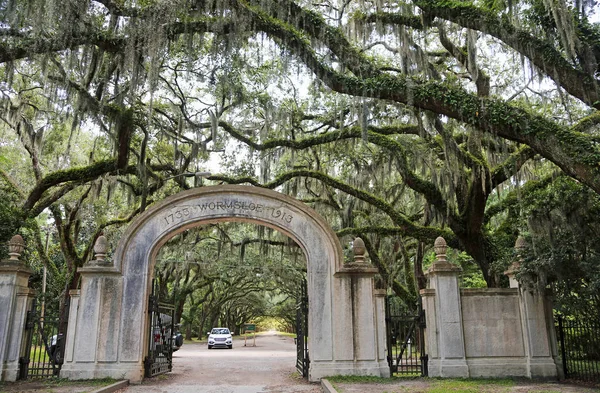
[{"xmin": 122, "ymin": 333, "xmax": 320, "ymax": 393}]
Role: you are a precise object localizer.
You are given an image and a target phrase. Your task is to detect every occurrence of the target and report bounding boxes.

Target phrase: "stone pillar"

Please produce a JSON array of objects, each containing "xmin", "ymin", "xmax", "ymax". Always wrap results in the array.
[
  {"xmin": 63, "ymin": 289, "xmax": 80, "ymax": 365},
  {"xmin": 332, "ymin": 238, "xmax": 389, "ymax": 377},
  {"xmin": 507, "ymin": 237, "xmax": 558, "ymax": 378},
  {"xmin": 374, "ymin": 288, "xmax": 389, "ymax": 374},
  {"xmin": 61, "ymin": 235, "xmax": 128, "ymax": 380},
  {"xmin": 423, "ymin": 237, "xmax": 468, "ymax": 377},
  {"xmin": 519, "ymin": 288, "xmax": 559, "ymax": 378},
  {"xmin": 0, "ymin": 235, "xmax": 35, "ymax": 381}
]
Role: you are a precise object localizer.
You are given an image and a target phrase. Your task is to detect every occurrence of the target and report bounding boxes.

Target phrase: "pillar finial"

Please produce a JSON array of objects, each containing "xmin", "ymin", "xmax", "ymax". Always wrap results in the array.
[
  {"xmin": 352, "ymin": 237, "xmax": 366, "ymax": 264},
  {"xmin": 514, "ymin": 236, "xmax": 526, "ymax": 254},
  {"xmin": 434, "ymin": 236, "xmax": 447, "ymax": 264},
  {"xmin": 505, "ymin": 236, "xmax": 526, "ymax": 288},
  {"xmin": 8, "ymin": 235, "xmax": 24, "ymax": 261},
  {"xmin": 93, "ymin": 235, "xmax": 108, "ymax": 262}
]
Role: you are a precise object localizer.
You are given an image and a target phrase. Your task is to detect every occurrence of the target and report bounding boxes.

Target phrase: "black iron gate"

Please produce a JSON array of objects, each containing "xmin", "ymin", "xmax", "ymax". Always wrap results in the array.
[
  {"xmin": 555, "ymin": 315, "xmax": 600, "ymax": 382},
  {"xmin": 144, "ymin": 282, "xmax": 175, "ymax": 378},
  {"xmin": 385, "ymin": 296, "xmax": 427, "ymax": 377},
  {"xmin": 19, "ymin": 299, "xmax": 67, "ymax": 379},
  {"xmin": 295, "ymin": 279, "xmax": 309, "ymax": 378}
]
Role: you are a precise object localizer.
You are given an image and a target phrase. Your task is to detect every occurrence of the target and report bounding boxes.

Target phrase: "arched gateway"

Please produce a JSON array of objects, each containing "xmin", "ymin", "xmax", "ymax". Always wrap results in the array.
[{"xmin": 60, "ymin": 185, "xmax": 389, "ymax": 382}]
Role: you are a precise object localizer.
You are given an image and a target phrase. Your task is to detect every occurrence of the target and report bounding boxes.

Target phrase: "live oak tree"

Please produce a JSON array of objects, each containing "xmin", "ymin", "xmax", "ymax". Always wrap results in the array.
[
  {"xmin": 154, "ymin": 223, "xmax": 306, "ymax": 336},
  {"xmin": 0, "ymin": 0, "xmax": 598, "ymax": 300}
]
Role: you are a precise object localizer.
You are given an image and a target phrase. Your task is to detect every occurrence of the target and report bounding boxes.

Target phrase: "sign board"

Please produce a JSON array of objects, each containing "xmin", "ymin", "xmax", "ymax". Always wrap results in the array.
[{"xmin": 243, "ymin": 324, "xmax": 256, "ymax": 347}]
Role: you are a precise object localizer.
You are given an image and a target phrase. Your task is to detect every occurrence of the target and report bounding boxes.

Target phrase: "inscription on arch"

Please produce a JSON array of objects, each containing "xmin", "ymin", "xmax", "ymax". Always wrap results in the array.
[{"xmin": 162, "ymin": 199, "xmax": 294, "ymax": 227}]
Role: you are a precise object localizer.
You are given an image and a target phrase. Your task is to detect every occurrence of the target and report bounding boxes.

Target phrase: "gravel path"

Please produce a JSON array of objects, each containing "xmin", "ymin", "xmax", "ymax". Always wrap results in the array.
[{"xmin": 121, "ymin": 333, "xmax": 320, "ymax": 393}]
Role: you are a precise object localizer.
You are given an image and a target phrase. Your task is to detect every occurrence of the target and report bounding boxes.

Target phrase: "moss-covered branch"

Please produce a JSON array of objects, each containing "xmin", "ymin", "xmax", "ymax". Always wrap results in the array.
[
  {"xmin": 211, "ymin": 170, "xmax": 453, "ymax": 244},
  {"xmin": 218, "ymin": 120, "xmax": 458, "ymax": 224},
  {"xmin": 362, "ymin": 235, "xmax": 416, "ymax": 304},
  {"xmin": 0, "ymin": 168, "xmax": 27, "ymax": 198},
  {"xmin": 234, "ymin": 0, "xmax": 600, "ymax": 194},
  {"xmin": 483, "ymin": 175, "xmax": 559, "ymax": 224},
  {"xmin": 0, "ymin": 17, "xmax": 235, "ymax": 64},
  {"xmin": 412, "ymin": 1, "xmax": 600, "ymax": 109},
  {"xmin": 490, "ymin": 147, "xmax": 536, "ymax": 189},
  {"xmin": 336, "ymin": 226, "xmax": 458, "ymax": 248},
  {"xmin": 29, "ymin": 183, "xmax": 76, "ymax": 218},
  {"xmin": 572, "ymin": 112, "xmax": 600, "ymax": 133}
]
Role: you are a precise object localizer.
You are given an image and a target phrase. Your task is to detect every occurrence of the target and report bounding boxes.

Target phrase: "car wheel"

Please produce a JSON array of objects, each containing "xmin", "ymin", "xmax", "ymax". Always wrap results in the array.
[
  {"xmin": 208, "ymin": 345, "xmax": 213, "ymax": 349},
  {"xmin": 53, "ymin": 348, "xmax": 62, "ymax": 364},
  {"xmin": 227, "ymin": 345, "xmax": 232, "ymax": 349}
]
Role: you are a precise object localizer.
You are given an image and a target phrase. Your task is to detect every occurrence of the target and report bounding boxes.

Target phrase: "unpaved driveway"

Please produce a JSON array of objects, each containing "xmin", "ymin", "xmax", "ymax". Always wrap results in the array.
[{"xmin": 122, "ymin": 333, "xmax": 320, "ymax": 393}]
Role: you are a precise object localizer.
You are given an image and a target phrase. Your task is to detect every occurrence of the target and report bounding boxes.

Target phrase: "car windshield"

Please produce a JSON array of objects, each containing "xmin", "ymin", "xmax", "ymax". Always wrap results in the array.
[{"xmin": 211, "ymin": 328, "xmax": 230, "ymax": 334}]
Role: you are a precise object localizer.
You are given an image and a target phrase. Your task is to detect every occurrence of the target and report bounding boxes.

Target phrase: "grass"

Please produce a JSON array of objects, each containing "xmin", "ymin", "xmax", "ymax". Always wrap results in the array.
[
  {"xmin": 427, "ymin": 379, "xmax": 513, "ymax": 393},
  {"xmin": 325, "ymin": 376, "xmax": 592, "ymax": 393},
  {"xmin": 28, "ymin": 346, "xmax": 51, "ymax": 363},
  {"xmin": 0, "ymin": 377, "xmax": 118, "ymax": 393}
]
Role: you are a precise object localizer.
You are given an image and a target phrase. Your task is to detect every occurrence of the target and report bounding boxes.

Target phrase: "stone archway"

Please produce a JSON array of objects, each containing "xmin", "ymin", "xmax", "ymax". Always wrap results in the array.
[{"xmin": 60, "ymin": 185, "xmax": 389, "ymax": 382}]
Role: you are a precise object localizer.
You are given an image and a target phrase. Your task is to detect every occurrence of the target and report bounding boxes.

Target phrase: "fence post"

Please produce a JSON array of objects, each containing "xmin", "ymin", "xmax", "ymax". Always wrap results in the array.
[
  {"xmin": 61, "ymin": 235, "xmax": 126, "ymax": 380},
  {"xmin": 0, "ymin": 235, "xmax": 35, "ymax": 381},
  {"xmin": 334, "ymin": 237, "xmax": 390, "ymax": 378},
  {"xmin": 557, "ymin": 316, "xmax": 568, "ymax": 378},
  {"xmin": 423, "ymin": 237, "xmax": 468, "ymax": 378}
]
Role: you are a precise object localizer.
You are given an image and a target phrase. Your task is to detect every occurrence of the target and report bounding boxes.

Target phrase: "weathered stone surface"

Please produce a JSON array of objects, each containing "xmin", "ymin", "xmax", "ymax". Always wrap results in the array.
[
  {"xmin": 426, "ymin": 259, "xmax": 468, "ymax": 378},
  {"xmin": 423, "ymin": 260, "xmax": 558, "ymax": 379},
  {"xmin": 63, "ymin": 185, "xmax": 388, "ymax": 382},
  {"xmin": 0, "ymin": 259, "xmax": 34, "ymax": 382},
  {"xmin": 461, "ymin": 289, "xmax": 525, "ymax": 358}
]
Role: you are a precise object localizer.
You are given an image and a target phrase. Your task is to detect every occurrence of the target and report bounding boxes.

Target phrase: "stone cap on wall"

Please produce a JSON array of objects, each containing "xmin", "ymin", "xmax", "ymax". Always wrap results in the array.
[
  {"xmin": 425, "ymin": 261, "xmax": 462, "ymax": 275},
  {"xmin": 77, "ymin": 265, "xmax": 121, "ymax": 275},
  {"xmin": 0, "ymin": 259, "xmax": 33, "ymax": 275},
  {"xmin": 373, "ymin": 289, "xmax": 387, "ymax": 297},
  {"xmin": 334, "ymin": 263, "xmax": 379, "ymax": 277},
  {"xmin": 460, "ymin": 288, "xmax": 519, "ymax": 296},
  {"xmin": 419, "ymin": 288, "xmax": 436, "ymax": 296}
]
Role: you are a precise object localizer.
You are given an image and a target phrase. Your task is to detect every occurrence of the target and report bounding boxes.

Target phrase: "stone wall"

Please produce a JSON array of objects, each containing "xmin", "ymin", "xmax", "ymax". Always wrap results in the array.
[{"xmin": 421, "ymin": 237, "xmax": 560, "ymax": 379}]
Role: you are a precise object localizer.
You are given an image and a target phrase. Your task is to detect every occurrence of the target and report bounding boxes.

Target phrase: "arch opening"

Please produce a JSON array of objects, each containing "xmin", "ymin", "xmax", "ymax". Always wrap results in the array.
[{"xmin": 151, "ymin": 221, "xmax": 309, "ymax": 376}]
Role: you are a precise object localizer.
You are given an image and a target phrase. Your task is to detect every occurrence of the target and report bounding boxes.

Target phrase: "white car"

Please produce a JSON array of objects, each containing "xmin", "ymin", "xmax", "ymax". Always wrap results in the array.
[{"xmin": 207, "ymin": 327, "xmax": 233, "ymax": 349}]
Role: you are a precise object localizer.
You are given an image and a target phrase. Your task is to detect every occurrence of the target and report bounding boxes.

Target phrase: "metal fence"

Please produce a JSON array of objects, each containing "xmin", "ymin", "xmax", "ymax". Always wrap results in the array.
[
  {"xmin": 295, "ymin": 279, "xmax": 309, "ymax": 378},
  {"xmin": 556, "ymin": 315, "xmax": 600, "ymax": 382},
  {"xmin": 386, "ymin": 297, "xmax": 427, "ymax": 377},
  {"xmin": 19, "ymin": 299, "xmax": 66, "ymax": 379},
  {"xmin": 144, "ymin": 282, "xmax": 175, "ymax": 378}
]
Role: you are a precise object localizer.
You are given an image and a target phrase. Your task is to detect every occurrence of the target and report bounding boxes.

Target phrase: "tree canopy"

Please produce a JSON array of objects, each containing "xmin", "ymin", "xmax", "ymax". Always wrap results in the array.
[{"xmin": 1, "ymin": 0, "xmax": 599, "ymax": 311}]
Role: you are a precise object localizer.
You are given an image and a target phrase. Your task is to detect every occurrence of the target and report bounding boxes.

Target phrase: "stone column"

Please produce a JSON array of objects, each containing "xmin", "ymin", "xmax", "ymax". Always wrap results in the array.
[
  {"xmin": 61, "ymin": 235, "xmax": 128, "ymax": 380},
  {"xmin": 424, "ymin": 237, "xmax": 468, "ymax": 377},
  {"xmin": 0, "ymin": 235, "xmax": 35, "ymax": 381},
  {"xmin": 333, "ymin": 238, "xmax": 389, "ymax": 377},
  {"xmin": 506, "ymin": 237, "xmax": 558, "ymax": 378},
  {"xmin": 374, "ymin": 287, "xmax": 388, "ymax": 373},
  {"xmin": 63, "ymin": 289, "xmax": 80, "ymax": 365}
]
